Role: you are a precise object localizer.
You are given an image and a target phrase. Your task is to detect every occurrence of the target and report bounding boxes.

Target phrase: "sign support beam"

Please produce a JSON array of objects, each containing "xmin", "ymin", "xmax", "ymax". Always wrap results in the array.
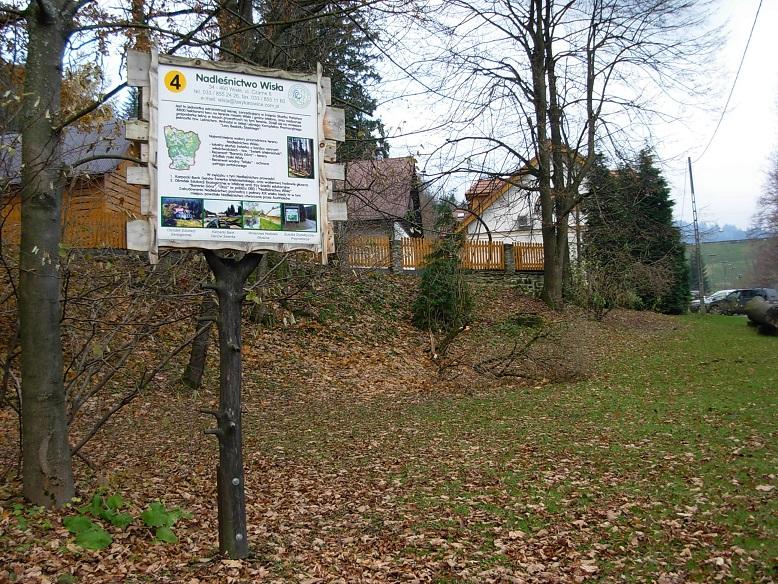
[{"xmin": 200, "ymin": 250, "xmax": 261, "ymax": 559}]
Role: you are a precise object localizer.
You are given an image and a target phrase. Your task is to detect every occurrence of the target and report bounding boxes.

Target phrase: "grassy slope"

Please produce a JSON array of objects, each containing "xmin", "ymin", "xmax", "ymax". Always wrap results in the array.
[
  {"xmin": 241, "ymin": 312, "xmax": 776, "ymax": 582},
  {"xmin": 1, "ymin": 273, "xmax": 775, "ymax": 582},
  {"xmin": 699, "ymin": 240, "xmax": 760, "ymax": 291}
]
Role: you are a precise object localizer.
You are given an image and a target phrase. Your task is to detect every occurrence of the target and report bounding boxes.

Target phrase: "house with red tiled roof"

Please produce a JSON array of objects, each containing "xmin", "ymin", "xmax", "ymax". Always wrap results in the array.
[
  {"xmin": 459, "ymin": 160, "xmax": 583, "ymax": 251},
  {"xmin": 335, "ymin": 156, "xmax": 429, "ymax": 239}
]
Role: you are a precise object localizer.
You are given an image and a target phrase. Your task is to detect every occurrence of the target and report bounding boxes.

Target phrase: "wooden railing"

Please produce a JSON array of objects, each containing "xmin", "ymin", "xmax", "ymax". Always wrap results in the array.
[
  {"xmin": 402, "ymin": 237, "xmax": 434, "ymax": 269},
  {"xmin": 344, "ymin": 237, "xmax": 543, "ymax": 272},
  {"xmin": 461, "ymin": 240, "xmax": 504, "ymax": 270},
  {"xmin": 514, "ymin": 242, "xmax": 543, "ymax": 271},
  {"xmin": 345, "ymin": 236, "xmax": 391, "ymax": 268}
]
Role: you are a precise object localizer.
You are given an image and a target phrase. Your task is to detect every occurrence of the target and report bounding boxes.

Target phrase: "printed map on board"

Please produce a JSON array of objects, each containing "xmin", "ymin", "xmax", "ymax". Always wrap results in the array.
[{"xmin": 164, "ymin": 126, "xmax": 201, "ymax": 170}]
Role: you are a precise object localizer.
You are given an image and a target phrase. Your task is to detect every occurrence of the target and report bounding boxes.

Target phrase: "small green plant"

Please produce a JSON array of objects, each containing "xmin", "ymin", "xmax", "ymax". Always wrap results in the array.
[
  {"xmin": 10, "ymin": 503, "xmax": 52, "ymax": 532},
  {"xmin": 79, "ymin": 493, "xmax": 134, "ymax": 528},
  {"xmin": 413, "ymin": 237, "xmax": 472, "ymax": 332},
  {"xmin": 141, "ymin": 501, "xmax": 191, "ymax": 544},
  {"xmin": 413, "ymin": 195, "xmax": 473, "ymax": 332},
  {"xmin": 63, "ymin": 515, "xmax": 112, "ymax": 551},
  {"xmin": 61, "ymin": 492, "xmax": 189, "ymax": 551}
]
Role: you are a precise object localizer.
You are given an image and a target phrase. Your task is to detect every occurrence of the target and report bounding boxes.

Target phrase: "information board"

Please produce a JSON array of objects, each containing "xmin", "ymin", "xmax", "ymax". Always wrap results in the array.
[{"xmin": 156, "ymin": 62, "xmax": 322, "ymax": 248}]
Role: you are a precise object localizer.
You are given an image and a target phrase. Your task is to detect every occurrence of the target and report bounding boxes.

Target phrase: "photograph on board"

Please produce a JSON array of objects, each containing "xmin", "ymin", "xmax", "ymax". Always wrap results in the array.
[
  {"xmin": 287, "ymin": 137, "xmax": 315, "ymax": 179},
  {"xmin": 161, "ymin": 197, "xmax": 204, "ymax": 228},
  {"xmin": 281, "ymin": 203, "xmax": 317, "ymax": 232},
  {"xmin": 204, "ymin": 199, "xmax": 243, "ymax": 229},
  {"xmin": 243, "ymin": 202, "xmax": 282, "ymax": 231}
]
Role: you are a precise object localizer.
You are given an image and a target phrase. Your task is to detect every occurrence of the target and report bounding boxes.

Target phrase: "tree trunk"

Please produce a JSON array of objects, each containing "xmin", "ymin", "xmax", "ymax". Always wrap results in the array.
[
  {"xmin": 745, "ymin": 298, "xmax": 778, "ymax": 333},
  {"xmin": 202, "ymin": 251, "xmax": 261, "ymax": 559},
  {"xmin": 18, "ymin": 1, "xmax": 75, "ymax": 507},
  {"xmin": 527, "ymin": 0, "xmax": 561, "ymax": 309},
  {"xmin": 181, "ymin": 296, "xmax": 216, "ymax": 390}
]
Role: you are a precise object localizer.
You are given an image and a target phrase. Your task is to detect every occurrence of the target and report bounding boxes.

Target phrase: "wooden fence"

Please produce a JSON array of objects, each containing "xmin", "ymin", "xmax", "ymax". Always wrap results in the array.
[
  {"xmin": 514, "ymin": 242, "xmax": 544, "ymax": 271},
  {"xmin": 345, "ymin": 236, "xmax": 543, "ymax": 272},
  {"xmin": 345, "ymin": 236, "xmax": 391, "ymax": 268},
  {"xmin": 461, "ymin": 240, "xmax": 504, "ymax": 270},
  {"xmin": 1, "ymin": 205, "xmax": 129, "ymax": 249},
  {"xmin": 401, "ymin": 237, "xmax": 434, "ymax": 269}
]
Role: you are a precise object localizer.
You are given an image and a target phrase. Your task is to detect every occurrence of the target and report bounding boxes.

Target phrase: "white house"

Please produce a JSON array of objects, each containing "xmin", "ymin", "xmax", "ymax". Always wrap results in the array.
[{"xmin": 458, "ymin": 165, "xmax": 583, "ymax": 257}]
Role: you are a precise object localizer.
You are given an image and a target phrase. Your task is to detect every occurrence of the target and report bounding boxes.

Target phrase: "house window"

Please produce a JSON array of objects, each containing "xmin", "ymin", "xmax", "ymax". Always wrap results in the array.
[{"xmin": 513, "ymin": 214, "xmax": 530, "ymax": 229}]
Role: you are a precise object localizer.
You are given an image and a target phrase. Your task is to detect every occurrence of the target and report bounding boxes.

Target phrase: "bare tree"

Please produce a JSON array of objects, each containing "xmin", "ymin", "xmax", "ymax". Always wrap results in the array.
[
  {"xmin": 404, "ymin": 0, "xmax": 717, "ymax": 307},
  {"xmin": 753, "ymin": 151, "xmax": 778, "ymax": 286},
  {"xmin": 0, "ymin": 0, "xmax": 283, "ymax": 507}
]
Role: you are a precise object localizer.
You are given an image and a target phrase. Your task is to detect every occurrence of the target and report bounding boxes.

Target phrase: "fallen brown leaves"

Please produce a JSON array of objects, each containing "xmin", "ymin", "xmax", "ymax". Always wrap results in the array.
[{"xmin": 1, "ymin": 265, "xmax": 774, "ymax": 582}]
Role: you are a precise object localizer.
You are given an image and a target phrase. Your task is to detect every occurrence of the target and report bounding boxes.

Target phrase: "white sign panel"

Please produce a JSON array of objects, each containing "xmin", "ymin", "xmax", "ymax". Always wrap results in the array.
[{"xmin": 156, "ymin": 63, "xmax": 321, "ymax": 248}]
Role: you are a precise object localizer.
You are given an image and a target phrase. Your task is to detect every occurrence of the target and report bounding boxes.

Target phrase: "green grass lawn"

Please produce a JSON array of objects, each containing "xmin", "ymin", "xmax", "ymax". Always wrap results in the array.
[
  {"xmin": 3, "ymin": 303, "xmax": 775, "ymax": 582},
  {"xmin": 245, "ymin": 313, "xmax": 777, "ymax": 581}
]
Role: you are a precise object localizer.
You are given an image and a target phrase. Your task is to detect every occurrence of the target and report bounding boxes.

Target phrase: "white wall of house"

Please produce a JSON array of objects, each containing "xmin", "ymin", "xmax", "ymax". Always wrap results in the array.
[{"xmin": 465, "ymin": 184, "xmax": 582, "ymax": 256}]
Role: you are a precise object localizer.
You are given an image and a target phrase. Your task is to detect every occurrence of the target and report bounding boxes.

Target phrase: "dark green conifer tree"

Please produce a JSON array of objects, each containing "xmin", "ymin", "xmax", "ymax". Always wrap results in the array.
[
  {"xmin": 413, "ymin": 194, "xmax": 472, "ymax": 331},
  {"xmin": 631, "ymin": 150, "xmax": 689, "ymax": 313},
  {"xmin": 252, "ymin": 1, "xmax": 388, "ymax": 161},
  {"xmin": 582, "ymin": 149, "xmax": 689, "ymax": 314}
]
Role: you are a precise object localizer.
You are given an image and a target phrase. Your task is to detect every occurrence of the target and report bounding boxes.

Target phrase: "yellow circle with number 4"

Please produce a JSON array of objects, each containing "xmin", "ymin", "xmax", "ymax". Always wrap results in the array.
[{"xmin": 164, "ymin": 70, "xmax": 187, "ymax": 93}]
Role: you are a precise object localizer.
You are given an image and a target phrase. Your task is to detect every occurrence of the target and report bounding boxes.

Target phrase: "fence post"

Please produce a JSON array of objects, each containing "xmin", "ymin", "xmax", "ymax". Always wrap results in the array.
[
  {"xmin": 504, "ymin": 243, "xmax": 515, "ymax": 274},
  {"xmin": 390, "ymin": 238, "xmax": 403, "ymax": 273}
]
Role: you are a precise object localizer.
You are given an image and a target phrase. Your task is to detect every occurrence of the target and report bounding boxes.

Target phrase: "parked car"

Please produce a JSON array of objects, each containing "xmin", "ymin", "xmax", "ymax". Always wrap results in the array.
[
  {"xmin": 707, "ymin": 288, "xmax": 778, "ymax": 315},
  {"xmin": 690, "ymin": 289, "xmax": 734, "ymax": 312}
]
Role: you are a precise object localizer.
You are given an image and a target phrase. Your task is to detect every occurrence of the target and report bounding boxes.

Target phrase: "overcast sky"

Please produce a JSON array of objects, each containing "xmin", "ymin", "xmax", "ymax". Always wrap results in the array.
[
  {"xmin": 377, "ymin": 0, "xmax": 776, "ymax": 231},
  {"xmin": 665, "ymin": 0, "xmax": 777, "ymax": 230}
]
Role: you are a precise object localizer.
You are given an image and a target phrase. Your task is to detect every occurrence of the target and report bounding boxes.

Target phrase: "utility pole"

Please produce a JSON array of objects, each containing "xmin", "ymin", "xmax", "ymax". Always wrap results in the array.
[{"xmin": 688, "ymin": 157, "xmax": 706, "ymax": 313}]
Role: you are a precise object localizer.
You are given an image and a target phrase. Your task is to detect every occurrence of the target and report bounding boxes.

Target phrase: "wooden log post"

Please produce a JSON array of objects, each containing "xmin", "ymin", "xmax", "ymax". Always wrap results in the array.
[
  {"xmin": 744, "ymin": 297, "xmax": 778, "ymax": 334},
  {"xmin": 201, "ymin": 250, "xmax": 262, "ymax": 559}
]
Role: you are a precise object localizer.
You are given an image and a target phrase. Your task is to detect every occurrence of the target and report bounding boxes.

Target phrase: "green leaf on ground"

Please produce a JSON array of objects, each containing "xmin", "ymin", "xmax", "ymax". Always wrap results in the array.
[{"xmin": 74, "ymin": 526, "xmax": 112, "ymax": 550}]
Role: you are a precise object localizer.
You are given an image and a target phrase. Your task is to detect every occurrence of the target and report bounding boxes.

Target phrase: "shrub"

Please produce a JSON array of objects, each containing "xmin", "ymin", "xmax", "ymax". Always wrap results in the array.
[{"xmin": 413, "ymin": 235, "xmax": 472, "ymax": 331}]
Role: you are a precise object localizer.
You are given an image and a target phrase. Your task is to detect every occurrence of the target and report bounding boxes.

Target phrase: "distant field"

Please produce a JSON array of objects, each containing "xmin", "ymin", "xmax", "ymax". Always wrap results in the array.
[{"xmin": 688, "ymin": 239, "xmax": 763, "ymax": 292}]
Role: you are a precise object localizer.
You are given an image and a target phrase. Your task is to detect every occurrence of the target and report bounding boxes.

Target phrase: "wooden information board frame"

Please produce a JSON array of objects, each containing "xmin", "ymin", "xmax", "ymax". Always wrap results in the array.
[{"xmin": 125, "ymin": 50, "xmax": 345, "ymax": 261}]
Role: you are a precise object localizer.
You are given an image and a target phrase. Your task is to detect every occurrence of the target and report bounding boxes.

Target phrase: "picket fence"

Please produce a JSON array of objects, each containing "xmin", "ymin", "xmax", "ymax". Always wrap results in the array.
[
  {"xmin": 1, "ymin": 206, "xmax": 129, "ymax": 249},
  {"xmin": 346, "ymin": 236, "xmax": 543, "ymax": 272}
]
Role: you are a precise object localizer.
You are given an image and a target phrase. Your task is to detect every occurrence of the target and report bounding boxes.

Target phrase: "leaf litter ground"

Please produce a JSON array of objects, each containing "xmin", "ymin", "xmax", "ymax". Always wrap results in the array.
[{"xmin": 1, "ymin": 269, "xmax": 776, "ymax": 582}]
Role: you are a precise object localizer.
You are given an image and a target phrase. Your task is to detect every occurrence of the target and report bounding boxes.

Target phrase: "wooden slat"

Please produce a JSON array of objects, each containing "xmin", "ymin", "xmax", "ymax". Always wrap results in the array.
[
  {"xmin": 321, "ymin": 76, "xmax": 332, "ymax": 105},
  {"xmin": 324, "ymin": 162, "xmax": 345, "ymax": 181},
  {"xmin": 127, "ymin": 50, "xmax": 151, "ymax": 87},
  {"xmin": 346, "ymin": 236, "xmax": 390, "ymax": 268},
  {"xmin": 323, "ymin": 107, "xmax": 345, "ymax": 141},
  {"xmin": 323, "ymin": 139, "xmax": 337, "ymax": 162},
  {"xmin": 461, "ymin": 240, "xmax": 503, "ymax": 270},
  {"xmin": 140, "ymin": 188, "xmax": 151, "ymax": 215},
  {"xmin": 127, "ymin": 219, "xmax": 151, "ymax": 251},
  {"xmin": 327, "ymin": 201, "xmax": 347, "ymax": 221},
  {"xmin": 126, "ymin": 166, "xmax": 150, "ymax": 185},
  {"xmin": 514, "ymin": 243, "xmax": 544, "ymax": 271},
  {"xmin": 402, "ymin": 238, "xmax": 434, "ymax": 269},
  {"xmin": 125, "ymin": 120, "xmax": 149, "ymax": 141}
]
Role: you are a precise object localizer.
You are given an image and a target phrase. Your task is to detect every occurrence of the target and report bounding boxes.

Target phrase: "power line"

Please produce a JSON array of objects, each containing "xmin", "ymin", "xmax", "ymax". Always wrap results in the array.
[{"xmin": 693, "ymin": 0, "xmax": 763, "ymax": 163}]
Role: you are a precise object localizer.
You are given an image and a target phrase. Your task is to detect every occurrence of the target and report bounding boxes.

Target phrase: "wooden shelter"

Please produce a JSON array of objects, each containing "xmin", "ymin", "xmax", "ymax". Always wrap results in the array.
[{"xmin": 1, "ymin": 121, "xmax": 141, "ymax": 248}]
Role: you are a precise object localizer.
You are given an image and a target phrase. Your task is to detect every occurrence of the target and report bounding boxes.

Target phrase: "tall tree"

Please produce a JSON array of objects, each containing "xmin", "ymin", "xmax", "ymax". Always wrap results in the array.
[
  {"xmin": 413, "ymin": 0, "xmax": 716, "ymax": 307},
  {"xmin": 252, "ymin": 0, "xmax": 388, "ymax": 160},
  {"xmin": 631, "ymin": 149, "xmax": 689, "ymax": 313},
  {"xmin": 583, "ymin": 149, "xmax": 688, "ymax": 314},
  {"xmin": 14, "ymin": 0, "xmax": 77, "ymax": 507},
  {"xmin": 752, "ymin": 151, "xmax": 778, "ymax": 286}
]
